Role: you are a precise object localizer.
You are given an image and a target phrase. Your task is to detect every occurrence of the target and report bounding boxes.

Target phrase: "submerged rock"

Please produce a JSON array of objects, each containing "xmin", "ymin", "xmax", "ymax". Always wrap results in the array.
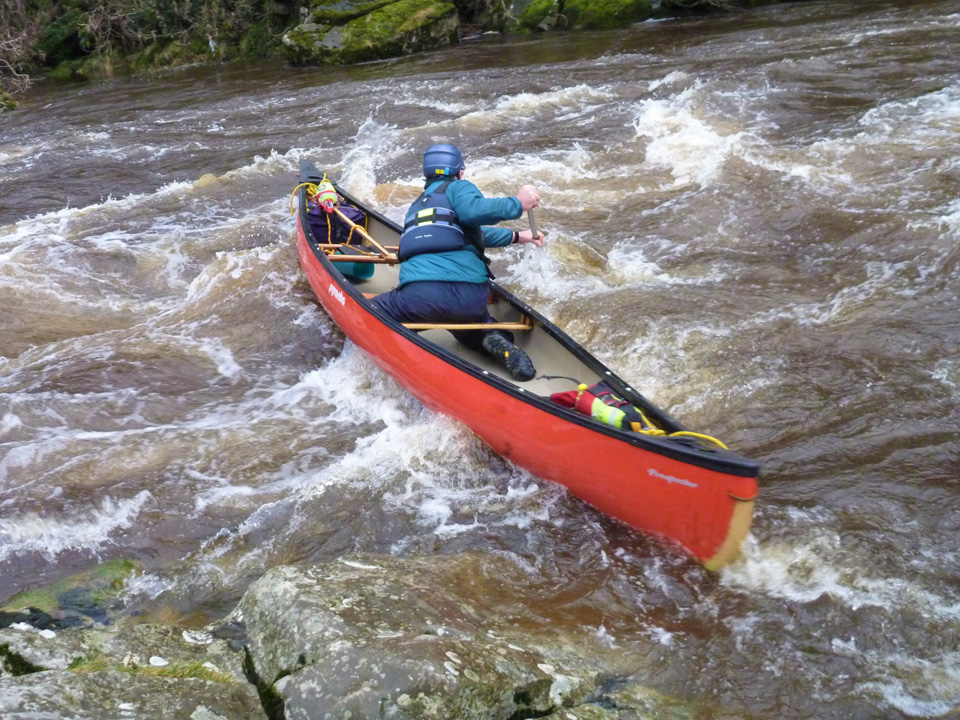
[
  {"xmin": 1, "ymin": 558, "xmax": 141, "ymax": 629},
  {"xmin": 235, "ymin": 552, "xmax": 691, "ymax": 719},
  {"xmin": 0, "ymin": 552, "xmax": 698, "ymax": 717},
  {"xmin": 283, "ymin": 0, "xmax": 460, "ymax": 66}
]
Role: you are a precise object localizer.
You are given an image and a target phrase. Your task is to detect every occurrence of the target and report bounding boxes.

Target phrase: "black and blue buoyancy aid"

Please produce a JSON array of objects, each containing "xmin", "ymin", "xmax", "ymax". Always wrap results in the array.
[{"xmin": 398, "ymin": 180, "xmax": 491, "ymax": 274}]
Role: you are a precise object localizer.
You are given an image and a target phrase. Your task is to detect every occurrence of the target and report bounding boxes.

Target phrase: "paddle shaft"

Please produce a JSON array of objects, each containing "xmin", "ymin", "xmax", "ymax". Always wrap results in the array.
[{"xmin": 331, "ymin": 206, "xmax": 397, "ymax": 260}]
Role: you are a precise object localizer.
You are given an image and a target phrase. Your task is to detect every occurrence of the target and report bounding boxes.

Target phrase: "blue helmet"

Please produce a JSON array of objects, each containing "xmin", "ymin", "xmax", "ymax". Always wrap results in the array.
[{"xmin": 423, "ymin": 143, "xmax": 464, "ymax": 178}]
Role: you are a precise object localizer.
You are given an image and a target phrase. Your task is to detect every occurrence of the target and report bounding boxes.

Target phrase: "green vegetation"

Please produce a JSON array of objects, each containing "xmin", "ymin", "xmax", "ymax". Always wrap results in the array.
[
  {"xmin": 68, "ymin": 653, "xmax": 237, "ymax": 683},
  {"xmin": 562, "ymin": 0, "xmax": 652, "ymax": 29},
  {"xmin": 0, "ymin": 0, "xmax": 790, "ymax": 110},
  {"xmin": 0, "ymin": 0, "xmax": 302, "ymax": 98},
  {"xmin": 283, "ymin": 0, "xmax": 458, "ymax": 66},
  {"xmin": 1, "ymin": 642, "xmax": 49, "ymax": 676}
]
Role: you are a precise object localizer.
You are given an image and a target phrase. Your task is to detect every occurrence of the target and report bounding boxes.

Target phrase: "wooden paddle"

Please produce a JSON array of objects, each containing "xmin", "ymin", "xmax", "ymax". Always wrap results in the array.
[{"xmin": 331, "ymin": 206, "xmax": 398, "ymax": 261}]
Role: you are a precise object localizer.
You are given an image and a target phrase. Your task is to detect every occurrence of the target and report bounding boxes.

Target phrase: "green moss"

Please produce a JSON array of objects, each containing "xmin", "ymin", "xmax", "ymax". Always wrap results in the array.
[
  {"xmin": 562, "ymin": 0, "xmax": 652, "ymax": 29},
  {"xmin": 286, "ymin": 0, "xmax": 457, "ymax": 65},
  {"xmin": 310, "ymin": 0, "xmax": 399, "ymax": 24},
  {"xmin": 2, "ymin": 559, "xmax": 141, "ymax": 623},
  {"xmin": 1, "ymin": 643, "xmax": 48, "ymax": 676},
  {"xmin": 0, "ymin": 92, "xmax": 18, "ymax": 111},
  {"xmin": 68, "ymin": 654, "xmax": 236, "ymax": 683},
  {"xmin": 517, "ymin": 0, "xmax": 560, "ymax": 30},
  {"xmin": 339, "ymin": 0, "xmax": 458, "ymax": 61}
]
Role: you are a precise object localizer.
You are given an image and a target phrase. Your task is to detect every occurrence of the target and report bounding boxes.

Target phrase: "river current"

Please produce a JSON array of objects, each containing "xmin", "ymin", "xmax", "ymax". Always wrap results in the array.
[{"xmin": 1, "ymin": 0, "xmax": 959, "ymax": 717}]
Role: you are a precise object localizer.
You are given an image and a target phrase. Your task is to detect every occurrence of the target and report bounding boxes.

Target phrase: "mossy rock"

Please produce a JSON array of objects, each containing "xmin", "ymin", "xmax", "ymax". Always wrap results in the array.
[
  {"xmin": 514, "ymin": 0, "xmax": 563, "ymax": 31},
  {"xmin": 562, "ymin": 0, "xmax": 652, "ymax": 29},
  {"xmin": 284, "ymin": 0, "xmax": 459, "ymax": 66},
  {"xmin": 1, "ymin": 559, "xmax": 140, "ymax": 628},
  {"xmin": 309, "ymin": 0, "xmax": 400, "ymax": 24}
]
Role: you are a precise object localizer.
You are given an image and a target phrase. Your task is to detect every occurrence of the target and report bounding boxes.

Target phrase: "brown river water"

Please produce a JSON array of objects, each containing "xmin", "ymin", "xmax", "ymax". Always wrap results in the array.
[{"xmin": 1, "ymin": 0, "xmax": 959, "ymax": 716}]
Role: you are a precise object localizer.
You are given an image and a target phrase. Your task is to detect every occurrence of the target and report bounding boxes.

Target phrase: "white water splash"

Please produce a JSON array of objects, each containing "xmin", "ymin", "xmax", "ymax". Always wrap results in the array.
[{"xmin": 0, "ymin": 491, "xmax": 153, "ymax": 562}]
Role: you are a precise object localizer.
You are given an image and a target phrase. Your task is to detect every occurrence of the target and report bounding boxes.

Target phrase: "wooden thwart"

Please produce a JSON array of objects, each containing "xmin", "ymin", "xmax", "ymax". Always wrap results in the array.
[
  {"xmin": 327, "ymin": 254, "xmax": 395, "ymax": 263},
  {"xmin": 319, "ymin": 243, "xmax": 399, "ymax": 251},
  {"xmin": 402, "ymin": 321, "xmax": 533, "ymax": 331}
]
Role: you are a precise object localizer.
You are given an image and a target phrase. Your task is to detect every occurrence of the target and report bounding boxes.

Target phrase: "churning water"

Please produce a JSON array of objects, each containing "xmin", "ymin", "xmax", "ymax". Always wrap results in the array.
[{"xmin": 1, "ymin": 0, "xmax": 959, "ymax": 716}]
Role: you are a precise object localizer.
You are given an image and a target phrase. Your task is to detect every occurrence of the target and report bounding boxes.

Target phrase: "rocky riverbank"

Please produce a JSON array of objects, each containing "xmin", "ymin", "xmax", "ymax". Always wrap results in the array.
[
  {"xmin": 1, "ymin": 553, "xmax": 690, "ymax": 719},
  {"xmin": 1, "ymin": 0, "xmax": 793, "ymax": 111}
]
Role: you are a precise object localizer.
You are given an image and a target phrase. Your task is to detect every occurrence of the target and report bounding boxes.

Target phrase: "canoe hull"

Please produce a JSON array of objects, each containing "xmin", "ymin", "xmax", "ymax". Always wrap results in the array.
[{"xmin": 295, "ymin": 200, "xmax": 757, "ymax": 569}]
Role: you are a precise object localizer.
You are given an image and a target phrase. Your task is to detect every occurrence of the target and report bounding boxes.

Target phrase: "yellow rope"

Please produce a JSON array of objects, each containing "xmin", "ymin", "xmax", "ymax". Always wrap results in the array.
[
  {"xmin": 633, "ymin": 418, "xmax": 728, "ymax": 449},
  {"xmin": 290, "ymin": 180, "xmax": 381, "ymax": 257},
  {"xmin": 289, "ymin": 182, "xmax": 319, "ymax": 215},
  {"xmin": 662, "ymin": 430, "xmax": 728, "ymax": 450}
]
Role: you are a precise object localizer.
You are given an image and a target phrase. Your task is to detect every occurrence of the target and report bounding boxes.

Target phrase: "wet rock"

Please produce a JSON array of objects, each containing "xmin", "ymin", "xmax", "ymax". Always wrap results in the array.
[
  {"xmin": 283, "ymin": 0, "xmax": 459, "ymax": 66},
  {"xmin": 494, "ymin": 0, "xmax": 652, "ymax": 32},
  {"xmin": 0, "ymin": 670, "xmax": 265, "ymax": 719},
  {"xmin": 235, "ymin": 552, "xmax": 687, "ymax": 719},
  {"xmin": 0, "ymin": 621, "xmax": 249, "ymax": 684},
  {"xmin": 0, "ymin": 621, "xmax": 264, "ymax": 717},
  {"xmin": 560, "ymin": 0, "xmax": 653, "ymax": 29}
]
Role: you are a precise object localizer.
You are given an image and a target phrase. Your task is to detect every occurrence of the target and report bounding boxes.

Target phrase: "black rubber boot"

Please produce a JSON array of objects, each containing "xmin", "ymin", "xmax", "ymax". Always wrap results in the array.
[{"xmin": 481, "ymin": 332, "xmax": 536, "ymax": 382}]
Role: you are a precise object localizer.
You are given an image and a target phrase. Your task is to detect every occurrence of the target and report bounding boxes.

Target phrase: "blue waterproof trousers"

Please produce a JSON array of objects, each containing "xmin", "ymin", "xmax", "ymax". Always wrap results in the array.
[{"xmin": 372, "ymin": 281, "xmax": 509, "ymax": 352}]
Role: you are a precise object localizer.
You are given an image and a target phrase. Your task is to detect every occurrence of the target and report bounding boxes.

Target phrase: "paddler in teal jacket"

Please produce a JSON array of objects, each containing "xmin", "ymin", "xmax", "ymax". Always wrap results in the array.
[{"xmin": 373, "ymin": 143, "xmax": 545, "ymax": 381}]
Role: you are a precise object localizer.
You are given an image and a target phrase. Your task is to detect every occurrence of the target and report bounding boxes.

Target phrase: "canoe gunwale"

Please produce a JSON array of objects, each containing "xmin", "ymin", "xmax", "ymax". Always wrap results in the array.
[{"xmin": 295, "ymin": 162, "xmax": 761, "ymax": 480}]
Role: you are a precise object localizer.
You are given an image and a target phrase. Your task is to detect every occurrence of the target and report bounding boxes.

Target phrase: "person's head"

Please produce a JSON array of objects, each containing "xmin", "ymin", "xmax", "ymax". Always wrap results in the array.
[{"xmin": 423, "ymin": 143, "xmax": 464, "ymax": 180}]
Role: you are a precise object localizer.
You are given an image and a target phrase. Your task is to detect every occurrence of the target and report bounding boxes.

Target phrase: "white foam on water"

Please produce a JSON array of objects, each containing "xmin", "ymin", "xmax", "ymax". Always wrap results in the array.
[
  {"xmin": 789, "ymin": 83, "xmax": 960, "ymax": 202},
  {"xmin": 337, "ymin": 119, "xmax": 409, "ymax": 200},
  {"xmin": 390, "ymin": 80, "xmax": 476, "ymax": 115},
  {"xmin": 502, "ymin": 238, "xmax": 611, "ymax": 302},
  {"xmin": 630, "ymin": 82, "xmax": 751, "ymax": 188},
  {"xmin": 0, "ymin": 491, "xmax": 153, "ymax": 562},
  {"xmin": 737, "ymin": 260, "xmax": 908, "ymax": 331},
  {"xmin": 280, "ymin": 345, "xmax": 564, "ymax": 537},
  {"xmin": 931, "ymin": 359, "xmax": 959, "ymax": 399},
  {"xmin": 467, "ymin": 143, "xmax": 599, "ymax": 191},
  {"xmin": 291, "ymin": 343, "xmax": 419, "ymax": 428},
  {"xmin": 429, "ymin": 84, "xmax": 613, "ymax": 134},
  {"xmin": 938, "ymin": 198, "xmax": 960, "ymax": 236},
  {"xmin": 594, "ymin": 624, "xmax": 619, "ymax": 649},
  {"xmin": 722, "ymin": 531, "xmax": 960, "ymax": 622},
  {"xmin": 606, "ymin": 241, "xmax": 730, "ymax": 287},
  {"xmin": 1, "ymin": 412, "xmax": 23, "ymax": 437},
  {"xmin": 859, "ymin": 652, "xmax": 960, "ymax": 718}
]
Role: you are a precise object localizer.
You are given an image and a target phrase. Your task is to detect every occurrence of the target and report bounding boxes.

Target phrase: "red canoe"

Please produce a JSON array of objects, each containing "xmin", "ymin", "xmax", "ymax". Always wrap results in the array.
[{"xmin": 293, "ymin": 160, "xmax": 759, "ymax": 569}]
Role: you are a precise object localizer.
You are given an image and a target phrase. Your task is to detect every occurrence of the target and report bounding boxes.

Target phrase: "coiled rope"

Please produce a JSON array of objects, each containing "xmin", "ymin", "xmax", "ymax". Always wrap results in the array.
[{"xmin": 289, "ymin": 181, "xmax": 378, "ymax": 255}]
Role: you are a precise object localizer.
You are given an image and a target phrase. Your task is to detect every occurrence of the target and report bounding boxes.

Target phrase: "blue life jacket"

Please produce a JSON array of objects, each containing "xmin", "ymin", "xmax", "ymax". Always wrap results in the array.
[{"xmin": 399, "ymin": 181, "xmax": 490, "ymax": 274}]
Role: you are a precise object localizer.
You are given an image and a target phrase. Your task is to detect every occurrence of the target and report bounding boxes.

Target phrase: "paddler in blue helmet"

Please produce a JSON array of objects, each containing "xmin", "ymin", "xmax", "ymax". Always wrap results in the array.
[{"xmin": 373, "ymin": 143, "xmax": 545, "ymax": 381}]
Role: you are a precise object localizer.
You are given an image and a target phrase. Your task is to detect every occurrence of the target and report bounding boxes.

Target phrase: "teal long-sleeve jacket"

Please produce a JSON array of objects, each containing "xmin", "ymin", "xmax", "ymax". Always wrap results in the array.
[{"xmin": 397, "ymin": 178, "xmax": 523, "ymax": 287}]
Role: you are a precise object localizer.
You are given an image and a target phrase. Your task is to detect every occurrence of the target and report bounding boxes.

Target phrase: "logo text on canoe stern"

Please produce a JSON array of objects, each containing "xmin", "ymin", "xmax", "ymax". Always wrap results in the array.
[
  {"xmin": 328, "ymin": 284, "xmax": 346, "ymax": 306},
  {"xmin": 648, "ymin": 468, "xmax": 698, "ymax": 488}
]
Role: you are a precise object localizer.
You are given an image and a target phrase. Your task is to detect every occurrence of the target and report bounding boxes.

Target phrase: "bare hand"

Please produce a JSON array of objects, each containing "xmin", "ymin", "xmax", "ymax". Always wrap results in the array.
[
  {"xmin": 516, "ymin": 184, "xmax": 540, "ymax": 211},
  {"xmin": 517, "ymin": 229, "xmax": 546, "ymax": 247}
]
